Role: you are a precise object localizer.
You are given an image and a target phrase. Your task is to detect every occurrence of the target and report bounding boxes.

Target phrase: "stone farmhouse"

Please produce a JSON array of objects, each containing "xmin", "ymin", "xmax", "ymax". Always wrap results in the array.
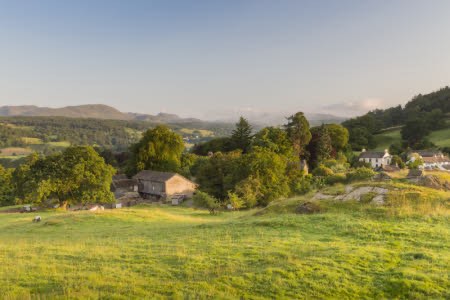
[
  {"xmin": 358, "ymin": 149, "xmax": 392, "ymax": 169},
  {"xmin": 133, "ymin": 170, "xmax": 197, "ymax": 203},
  {"xmin": 407, "ymin": 150, "xmax": 450, "ymax": 170}
]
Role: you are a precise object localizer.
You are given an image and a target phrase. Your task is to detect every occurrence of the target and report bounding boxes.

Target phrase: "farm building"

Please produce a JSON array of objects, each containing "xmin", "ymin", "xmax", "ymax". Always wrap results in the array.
[
  {"xmin": 111, "ymin": 174, "xmax": 138, "ymax": 198},
  {"xmin": 133, "ymin": 170, "xmax": 197, "ymax": 202},
  {"xmin": 407, "ymin": 150, "xmax": 450, "ymax": 169},
  {"xmin": 358, "ymin": 149, "xmax": 392, "ymax": 169}
]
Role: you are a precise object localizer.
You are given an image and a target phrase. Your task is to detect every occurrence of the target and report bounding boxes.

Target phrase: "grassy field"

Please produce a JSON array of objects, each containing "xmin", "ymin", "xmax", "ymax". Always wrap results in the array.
[
  {"xmin": 373, "ymin": 129, "xmax": 402, "ymax": 151},
  {"xmin": 0, "ymin": 147, "xmax": 33, "ymax": 157},
  {"xmin": 429, "ymin": 127, "xmax": 450, "ymax": 147},
  {"xmin": 373, "ymin": 127, "xmax": 450, "ymax": 150},
  {"xmin": 1, "ymin": 184, "xmax": 449, "ymax": 299}
]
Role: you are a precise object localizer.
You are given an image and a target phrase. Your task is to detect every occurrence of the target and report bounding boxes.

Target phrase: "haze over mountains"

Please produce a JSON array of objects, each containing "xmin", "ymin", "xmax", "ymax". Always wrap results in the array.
[{"xmin": 0, "ymin": 104, "xmax": 347, "ymax": 126}]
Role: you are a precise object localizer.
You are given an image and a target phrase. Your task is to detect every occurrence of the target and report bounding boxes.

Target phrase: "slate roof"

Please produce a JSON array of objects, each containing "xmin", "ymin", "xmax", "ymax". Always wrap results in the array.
[
  {"xmin": 416, "ymin": 150, "xmax": 443, "ymax": 157},
  {"xmin": 359, "ymin": 151, "xmax": 386, "ymax": 159},
  {"xmin": 133, "ymin": 170, "xmax": 177, "ymax": 182}
]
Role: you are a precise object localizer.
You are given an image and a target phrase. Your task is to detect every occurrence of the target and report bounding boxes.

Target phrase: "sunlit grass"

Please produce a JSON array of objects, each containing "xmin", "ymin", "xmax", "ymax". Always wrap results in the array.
[{"xmin": 0, "ymin": 195, "xmax": 449, "ymax": 299}]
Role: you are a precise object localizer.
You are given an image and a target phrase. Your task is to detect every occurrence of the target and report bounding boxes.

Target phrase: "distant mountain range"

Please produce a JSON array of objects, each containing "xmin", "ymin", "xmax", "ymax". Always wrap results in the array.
[
  {"xmin": 0, "ymin": 104, "xmax": 204, "ymax": 124},
  {"xmin": 0, "ymin": 104, "xmax": 347, "ymax": 126}
]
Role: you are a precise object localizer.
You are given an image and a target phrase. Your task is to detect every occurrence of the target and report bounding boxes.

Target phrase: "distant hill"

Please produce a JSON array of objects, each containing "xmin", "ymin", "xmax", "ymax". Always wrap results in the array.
[
  {"xmin": 0, "ymin": 104, "xmax": 346, "ymax": 126},
  {"xmin": 0, "ymin": 104, "xmax": 132, "ymax": 120},
  {"xmin": 0, "ymin": 104, "xmax": 208, "ymax": 124}
]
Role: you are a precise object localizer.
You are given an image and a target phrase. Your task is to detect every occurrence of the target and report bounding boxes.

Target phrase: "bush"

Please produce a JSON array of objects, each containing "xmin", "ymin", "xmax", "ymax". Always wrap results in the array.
[
  {"xmin": 326, "ymin": 173, "xmax": 347, "ymax": 185},
  {"xmin": 227, "ymin": 191, "xmax": 245, "ymax": 210},
  {"xmin": 391, "ymin": 155, "xmax": 406, "ymax": 169},
  {"xmin": 346, "ymin": 167, "xmax": 376, "ymax": 182},
  {"xmin": 234, "ymin": 176, "xmax": 262, "ymax": 208},
  {"xmin": 323, "ymin": 159, "xmax": 349, "ymax": 173},
  {"xmin": 312, "ymin": 165, "xmax": 334, "ymax": 177},
  {"xmin": 289, "ymin": 174, "xmax": 313, "ymax": 195},
  {"xmin": 193, "ymin": 191, "xmax": 220, "ymax": 214}
]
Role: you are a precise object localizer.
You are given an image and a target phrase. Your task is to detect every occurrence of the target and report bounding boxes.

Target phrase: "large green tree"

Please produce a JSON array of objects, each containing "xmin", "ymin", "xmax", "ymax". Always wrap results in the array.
[
  {"xmin": 253, "ymin": 127, "xmax": 294, "ymax": 156},
  {"xmin": 401, "ymin": 118, "xmax": 431, "ymax": 148},
  {"xmin": 307, "ymin": 125, "xmax": 333, "ymax": 167},
  {"xmin": 239, "ymin": 147, "xmax": 290, "ymax": 206},
  {"xmin": 127, "ymin": 125, "xmax": 184, "ymax": 175},
  {"xmin": 325, "ymin": 124, "xmax": 349, "ymax": 152},
  {"xmin": 231, "ymin": 117, "xmax": 253, "ymax": 153},
  {"xmin": 14, "ymin": 146, "xmax": 115, "ymax": 209},
  {"xmin": 284, "ymin": 112, "xmax": 311, "ymax": 158}
]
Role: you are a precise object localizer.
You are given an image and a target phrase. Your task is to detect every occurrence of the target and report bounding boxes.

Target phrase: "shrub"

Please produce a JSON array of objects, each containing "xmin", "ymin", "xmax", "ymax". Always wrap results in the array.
[
  {"xmin": 193, "ymin": 191, "xmax": 220, "ymax": 214},
  {"xmin": 227, "ymin": 191, "xmax": 245, "ymax": 210},
  {"xmin": 326, "ymin": 173, "xmax": 347, "ymax": 185},
  {"xmin": 323, "ymin": 159, "xmax": 349, "ymax": 173},
  {"xmin": 346, "ymin": 167, "xmax": 376, "ymax": 182},
  {"xmin": 312, "ymin": 165, "xmax": 334, "ymax": 177},
  {"xmin": 234, "ymin": 176, "xmax": 262, "ymax": 208},
  {"xmin": 289, "ymin": 174, "xmax": 313, "ymax": 195}
]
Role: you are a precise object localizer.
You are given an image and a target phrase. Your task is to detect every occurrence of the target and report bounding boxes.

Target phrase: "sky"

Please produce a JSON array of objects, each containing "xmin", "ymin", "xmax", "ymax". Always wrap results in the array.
[{"xmin": 0, "ymin": 0, "xmax": 449, "ymax": 119}]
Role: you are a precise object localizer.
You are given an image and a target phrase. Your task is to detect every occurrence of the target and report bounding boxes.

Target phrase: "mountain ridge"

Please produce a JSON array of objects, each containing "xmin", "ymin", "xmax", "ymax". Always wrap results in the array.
[{"xmin": 0, "ymin": 104, "xmax": 346, "ymax": 125}]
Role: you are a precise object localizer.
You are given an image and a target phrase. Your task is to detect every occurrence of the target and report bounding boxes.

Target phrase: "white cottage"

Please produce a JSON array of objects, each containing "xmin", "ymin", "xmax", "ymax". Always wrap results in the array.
[
  {"xmin": 407, "ymin": 150, "xmax": 450, "ymax": 169},
  {"xmin": 358, "ymin": 149, "xmax": 392, "ymax": 169}
]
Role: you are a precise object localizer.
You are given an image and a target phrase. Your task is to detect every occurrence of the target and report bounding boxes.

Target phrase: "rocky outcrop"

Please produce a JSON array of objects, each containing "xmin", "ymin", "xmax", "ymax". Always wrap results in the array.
[
  {"xmin": 318, "ymin": 186, "xmax": 389, "ymax": 205},
  {"xmin": 417, "ymin": 175, "xmax": 450, "ymax": 191}
]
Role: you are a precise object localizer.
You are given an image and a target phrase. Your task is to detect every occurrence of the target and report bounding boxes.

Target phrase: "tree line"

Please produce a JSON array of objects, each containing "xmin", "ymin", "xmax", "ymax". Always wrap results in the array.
[{"xmin": 342, "ymin": 86, "xmax": 450, "ymax": 150}]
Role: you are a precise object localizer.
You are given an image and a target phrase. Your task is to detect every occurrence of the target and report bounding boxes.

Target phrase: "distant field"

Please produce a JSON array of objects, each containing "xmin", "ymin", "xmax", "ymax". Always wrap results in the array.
[
  {"xmin": 0, "ymin": 147, "xmax": 33, "ymax": 157},
  {"xmin": 180, "ymin": 128, "xmax": 214, "ymax": 137},
  {"xmin": 373, "ymin": 129, "xmax": 402, "ymax": 150},
  {"xmin": 21, "ymin": 137, "xmax": 43, "ymax": 145},
  {"xmin": 429, "ymin": 127, "xmax": 450, "ymax": 147},
  {"xmin": 0, "ymin": 181, "xmax": 449, "ymax": 299},
  {"xmin": 373, "ymin": 126, "xmax": 450, "ymax": 150},
  {"xmin": 47, "ymin": 141, "xmax": 71, "ymax": 147}
]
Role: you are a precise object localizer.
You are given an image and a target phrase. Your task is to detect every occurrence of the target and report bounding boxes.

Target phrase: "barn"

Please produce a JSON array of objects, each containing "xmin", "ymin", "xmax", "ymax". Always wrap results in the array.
[{"xmin": 133, "ymin": 170, "xmax": 197, "ymax": 203}]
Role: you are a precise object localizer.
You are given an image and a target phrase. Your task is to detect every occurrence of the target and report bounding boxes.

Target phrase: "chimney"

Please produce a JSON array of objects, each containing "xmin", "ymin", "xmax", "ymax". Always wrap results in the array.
[
  {"xmin": 361, "ymin": 148, "xmax": 366, "ymax": 152},
  {"xmin": 384, "ymin": 149, "xmax": 389, "ymax": 154}
]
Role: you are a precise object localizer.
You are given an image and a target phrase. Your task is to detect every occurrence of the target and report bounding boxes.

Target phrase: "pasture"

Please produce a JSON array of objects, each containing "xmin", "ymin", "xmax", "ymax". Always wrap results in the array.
[
  {"xmin": 373, "ymin": 126, "xmax": 450, "ymax": 151},
  {"xmin": 1, "ymin": 189, "xmax": 449, "ymax": 299}
]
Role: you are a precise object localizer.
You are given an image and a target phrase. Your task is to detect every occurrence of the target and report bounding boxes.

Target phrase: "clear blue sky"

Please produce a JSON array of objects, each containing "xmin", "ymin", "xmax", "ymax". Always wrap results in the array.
[{"xmin": 0, "ymin": 0, "xmax": 449, "ymax": 119}]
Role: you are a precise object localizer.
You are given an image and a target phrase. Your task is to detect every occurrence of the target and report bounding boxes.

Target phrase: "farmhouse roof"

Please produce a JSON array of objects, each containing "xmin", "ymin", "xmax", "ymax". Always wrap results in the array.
[
  {"xmin": 410, "ymin": 150, "xmax": 443, "ymax": 157},
  {"xmin": 133, "ymin": 170, "xmax": 176, "ymax": 182},
  {"xmin": 359, "ymin": 151, "xmax": 386, "ymax": 159},
  {"xmin": 133, "ymin": 170, "xmax": 196, "ymax": 185}
]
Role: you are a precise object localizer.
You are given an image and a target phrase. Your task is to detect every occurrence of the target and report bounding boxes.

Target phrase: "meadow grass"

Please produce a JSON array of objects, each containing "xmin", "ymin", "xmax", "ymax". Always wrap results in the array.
[
  {"xmin": 20, "ymin": 137, "xmax": 44, "ymax": 145},
  {"xmin": 428, "ymin": 127, "xmax": 450, "ymax": 147},
  {"xmin": 0, "ymin": 193, "xmax": 449, "ymax": 299},
  {"xmin": 373, "ymin": 126, "xmax": 450, "ymax": 150},
  {"xmin": 47, "ymin": 141, "xmax": 71, "ymax": 147},
  {"xmin": 374, "ymin": 129, "xmax": 402, "ymax": 151}
]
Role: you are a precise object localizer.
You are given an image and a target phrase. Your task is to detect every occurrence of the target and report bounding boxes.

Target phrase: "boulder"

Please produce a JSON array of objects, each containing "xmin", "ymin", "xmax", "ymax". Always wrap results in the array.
[{"xmin": 296, "ymin": 202, "xmax": 324, "ymax": 214}]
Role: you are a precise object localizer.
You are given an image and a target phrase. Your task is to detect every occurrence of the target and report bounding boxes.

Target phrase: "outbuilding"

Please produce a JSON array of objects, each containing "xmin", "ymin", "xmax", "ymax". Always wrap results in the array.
[{"xmin": 133, "ymin": 170, "xmax": 197, "ymax": 202}]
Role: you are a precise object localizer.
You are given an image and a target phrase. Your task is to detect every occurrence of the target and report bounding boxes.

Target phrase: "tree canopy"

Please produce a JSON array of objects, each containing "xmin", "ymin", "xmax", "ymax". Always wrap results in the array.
[
  {"xmin": 13, "ymin": 146, "xmax": 115, "ymax": 209},
  {"xmin": 127, "ymin": 125, "xmax": 184, "ymax": 175},
  {"xmin": 284, "ymin": 112, "xmax": 311, "ymax": 158}
]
